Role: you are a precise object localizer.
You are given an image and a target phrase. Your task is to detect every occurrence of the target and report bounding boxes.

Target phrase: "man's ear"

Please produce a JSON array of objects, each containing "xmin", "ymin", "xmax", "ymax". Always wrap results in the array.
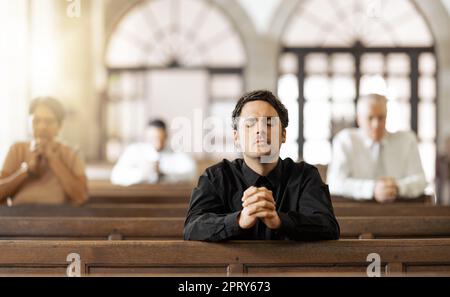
[
  {"xmin": 282, "ymin": 128, "xmax": 286, "ymax": 143},
  {"xmin": 233, "ymin": 129, "xmax": 239, "ymax": 147}
]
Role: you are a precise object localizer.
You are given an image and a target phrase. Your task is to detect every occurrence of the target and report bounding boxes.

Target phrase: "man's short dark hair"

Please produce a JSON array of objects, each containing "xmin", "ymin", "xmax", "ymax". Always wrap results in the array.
[
  {"xmin": 148, "ymin": 118, "xmax": 167, "ymax": 131},
  {"xmin": 231, "ymin": 90, "xmax": 289, "ymax": 130},
  {"xmin": 29, "ymin": 97, "xmax": 66, "ymax": 124}
]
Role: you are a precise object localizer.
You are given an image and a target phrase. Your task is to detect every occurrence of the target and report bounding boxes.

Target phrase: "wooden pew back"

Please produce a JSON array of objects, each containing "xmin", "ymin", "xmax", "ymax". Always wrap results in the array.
[
  {"xmin": 87, "ymin": 180, "xmax": 435, "ymax": 205},
  {"xmin": 1, "ymin": 239, "xmax": 449, "ymax": 276},
  {"xmin": 0, "ymin": 204, "xmax": 188, "ymax": 217},
  {"xmin": 1, "ymin": 216, "xmax": 450, "ymax": 240},
  {"xmin": 3, "ymin": 204, "xmax": 450, "ymax": 218},
  {"xmin": 333, "ymin": 205, "xmax": 450, "ymax": 216},
  {"xmin": 87, "ymin": 181, "xmax": 193, "ymax": 204}
]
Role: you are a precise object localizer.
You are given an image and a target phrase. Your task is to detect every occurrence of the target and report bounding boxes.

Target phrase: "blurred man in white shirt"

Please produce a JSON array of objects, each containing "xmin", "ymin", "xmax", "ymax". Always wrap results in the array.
[
  {"xmin": 111, "ymin": 119, "xmax": 196, "ymax": 186},
  {"xmin": 327, "ymin": 94, "xmax": 427, "ymax": 203}
]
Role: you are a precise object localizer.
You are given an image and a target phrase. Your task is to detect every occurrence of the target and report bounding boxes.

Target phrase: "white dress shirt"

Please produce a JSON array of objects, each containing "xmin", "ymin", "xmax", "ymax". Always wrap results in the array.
[
  {"xmin": 110, "ymin": 143, "xmax": 196, "ymax": 186},
  {"xmin": 327, "ymin": 128, "xmax": 427, "ymax": 200}
]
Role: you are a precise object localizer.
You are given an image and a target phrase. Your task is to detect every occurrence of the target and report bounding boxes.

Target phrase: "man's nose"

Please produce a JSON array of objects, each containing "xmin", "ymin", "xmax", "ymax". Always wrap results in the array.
[
  {"xmin": 35, "ymin": 124, "xmax": 47, "ymax": 132},
  {"xmin": 256, "ymin": 124, "xmax": 267, "ymax": 135},
  {"xmin": 370, "ymin": 119, "xmax": 381, "ymax": 129}
]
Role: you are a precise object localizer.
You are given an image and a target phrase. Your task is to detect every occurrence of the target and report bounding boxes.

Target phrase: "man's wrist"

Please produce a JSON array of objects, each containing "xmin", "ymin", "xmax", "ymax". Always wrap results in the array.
[
  {"xmin": 268, "ymin": 212, "xmax": 282, "ymax": 230},
  {"xmin": 20, "ymin": 162, "xmax": 29, "ymax": 176},
  {"xmin": 225, "ymin": 211, "xmax": 244, "ymax": 236},
  {"xmin": 274, "ymin": 214, "xmax": 282, "ymax": 229},
  {"xmin": 236, "ymin": 211, "xmax": 249, "ymax": 230}
]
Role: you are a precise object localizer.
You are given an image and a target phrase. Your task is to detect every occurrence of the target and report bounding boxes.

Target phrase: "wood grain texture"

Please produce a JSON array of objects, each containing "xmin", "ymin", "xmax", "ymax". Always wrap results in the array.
[{"xmin": 0, "ymin": 239, "xmax": 449, "ymax": 276}]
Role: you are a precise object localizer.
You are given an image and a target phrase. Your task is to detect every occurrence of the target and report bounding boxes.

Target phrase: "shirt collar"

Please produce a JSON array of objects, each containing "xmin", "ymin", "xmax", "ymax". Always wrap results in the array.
[
  {"xmin": 242, "ymin": 158, "xmax": 283, "ymax": 188},
  {"xmin": 358, "ymin": 128, "xmax": 389, "ymax": 148}
]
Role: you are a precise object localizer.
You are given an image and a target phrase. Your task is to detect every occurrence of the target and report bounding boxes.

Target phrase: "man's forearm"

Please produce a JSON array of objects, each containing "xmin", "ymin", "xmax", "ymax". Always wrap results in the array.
[
  {"xmin": 184, "ymin": 211, "xmax": 243, "ymax": 241},
  {"xmin": 0, "ymin": 167, "xmax": 29, "ymax": 201},
  {"xmin": 48, "ymin": 158, "xmax": 87, "ymax": 205},
  {"xmin": 397, "ymin": 174, "xmax": 427, "ymax": 198}
]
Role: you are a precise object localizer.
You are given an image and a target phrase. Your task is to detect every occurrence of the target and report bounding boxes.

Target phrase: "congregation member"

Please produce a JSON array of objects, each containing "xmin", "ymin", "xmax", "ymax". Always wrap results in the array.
[
  {"xmin": 0, "ymin": 97, "xmax": 88, "ymax": 206},
  {"xmin": 327, "ymin": 93, "xmax": 427, "ymax": 203},
  {"xmin": 111, "ymin": 118, "xmax": 196, "ymax": 186}
]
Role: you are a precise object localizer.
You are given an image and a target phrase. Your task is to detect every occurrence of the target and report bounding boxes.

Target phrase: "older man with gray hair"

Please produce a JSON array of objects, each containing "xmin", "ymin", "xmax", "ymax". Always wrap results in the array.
[{"xmin": 327, "ymin": 93, "xmax": 427, "ymax": 203}]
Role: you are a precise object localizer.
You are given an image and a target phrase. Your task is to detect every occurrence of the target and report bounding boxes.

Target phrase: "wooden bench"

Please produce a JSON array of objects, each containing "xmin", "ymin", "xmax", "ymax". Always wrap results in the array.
[
  {"xmin": 338, "ymin": 216, "xmax": 450, "ymax": 239},
  {"xmin": 331, "ymin": 195, "xmax": 435, "ymax": 204},
  {"xmin": 333, "ymin": 205, "xmax": 450, "ymax": 216},
  {"xmin": 1, "ymin": 216, "xmax": 450, "ymax": 240},
  {"xmin": 0, "ymin": 217, "xmax": 183, "ymax": 240},
  {"xmin": 88, "ymin": 181, "xmax": 435, "ymax": 206},
  {"xmin": 0, "ymin": 204, "xmax": 188, "ymax": 218},
  {"xmin": 0, "ymin": 239, "xmax": 449, "ymax": 276},
  {"xmin": 87, "ymin": 181, "xmax": 193, "ymax": 204},
  {"xmin": 2, "ymin": 204, "xmax": 450, "ymax": 218}
]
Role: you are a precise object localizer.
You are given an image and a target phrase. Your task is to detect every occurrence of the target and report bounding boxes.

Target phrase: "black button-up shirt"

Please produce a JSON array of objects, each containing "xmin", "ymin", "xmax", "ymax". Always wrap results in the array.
[{"xmin": 184, "ymin": 158, "xmax": 340, "ymax": 241}]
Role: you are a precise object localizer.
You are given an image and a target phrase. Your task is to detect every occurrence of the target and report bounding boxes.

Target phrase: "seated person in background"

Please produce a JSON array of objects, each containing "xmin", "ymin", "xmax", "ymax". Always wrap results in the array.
[
  {"xmin": 327, "ymin": 93, "xmax": 427, "ymax": 203},
  {"xmin": 0, "ymin": 97, "xmax": 88, "ymax": 206},
  {"xmin": 110, "ymin": 119, "xmax": 196, "ymax": 186},
  {"xmin": 184, "ymin": 90, "xmax": 340, "ymax": 241}
]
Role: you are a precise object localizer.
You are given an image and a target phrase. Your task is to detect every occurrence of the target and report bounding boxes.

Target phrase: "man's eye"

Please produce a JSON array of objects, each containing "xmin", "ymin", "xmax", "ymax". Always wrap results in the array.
[{"xmin": 244, "ymin": 119, "xmax": 256, "ymax": 127}]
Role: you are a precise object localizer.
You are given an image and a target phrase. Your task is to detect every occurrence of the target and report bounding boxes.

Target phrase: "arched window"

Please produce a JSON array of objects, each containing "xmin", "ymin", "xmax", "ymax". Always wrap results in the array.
[
  {"xmin": 104, "ymin": 0, "xmax": 246, "ymax": 161},
  {"xmin": 278, "ymin": 0, "xmax": 437, "ymax": 186}
]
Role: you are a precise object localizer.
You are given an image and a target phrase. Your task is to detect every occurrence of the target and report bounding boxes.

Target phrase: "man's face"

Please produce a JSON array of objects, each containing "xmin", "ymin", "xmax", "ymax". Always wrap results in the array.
[
  {"xmin": 31, "ymin": 104, "xmax": 61, "ymax": 144},
  {"xmin": 234, "ymin": 100, "xmax": 286, "ymax": 161},
  {"xmin": 146, "ymin": 127, "xmax": 167, "ymax": 152},
  {"xmin": 357, "ymin": 100, "xmax": 387, "ymax": 142}
]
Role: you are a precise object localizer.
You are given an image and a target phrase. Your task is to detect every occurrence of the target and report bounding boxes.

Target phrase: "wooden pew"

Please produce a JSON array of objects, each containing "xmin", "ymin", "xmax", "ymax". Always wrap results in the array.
[
  {"xmin": 1, "ymin": 216, "xmax": 450, "ymax": 240},
  {"xmin": 332, "ymin": 195, "xmax": 435, "ymax": 204},
  {"xmin": 2, "ymin": 204, "xmax": 450, "ymax": 219},
  {"xmin": 0, "ymin": 239, "xmax": 449, "ymax": 276},
  {"xmin": 87, "ymin": 181, "xmax": 193, "ymax": 204},
  {"xmin": 338, "ymin": 217, "xmax": 450, "ymax": 239},
  {"xmin": 88, "ymin": 179, "xmax": 435, "ymax": 206},
  {"xmin": 0, "ymin": 217, "xmax": 183, "ymax": 240},
  {"xmin": 333, "ymin": 205, "xmax": 450, "ymax": 217},
  {"xmin": 0, "ymin": 204, "xmax": 188, "ymax": 218}
]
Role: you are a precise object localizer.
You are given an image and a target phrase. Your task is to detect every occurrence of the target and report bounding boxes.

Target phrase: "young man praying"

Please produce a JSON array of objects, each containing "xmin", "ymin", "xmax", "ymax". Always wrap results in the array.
[{"xmin": 184, "ymin": 90, "xmax": 340, "ymax": 241}]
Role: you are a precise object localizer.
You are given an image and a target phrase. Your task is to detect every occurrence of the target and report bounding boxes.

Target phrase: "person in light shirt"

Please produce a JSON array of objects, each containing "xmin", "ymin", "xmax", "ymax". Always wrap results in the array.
[
  {"xmin": 327, "ymin": 93, "xmax": 427, "ymax": 203},
  {"xmin": 110, "ymin": 119, "xmax": 196, "ymax": 186}
]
